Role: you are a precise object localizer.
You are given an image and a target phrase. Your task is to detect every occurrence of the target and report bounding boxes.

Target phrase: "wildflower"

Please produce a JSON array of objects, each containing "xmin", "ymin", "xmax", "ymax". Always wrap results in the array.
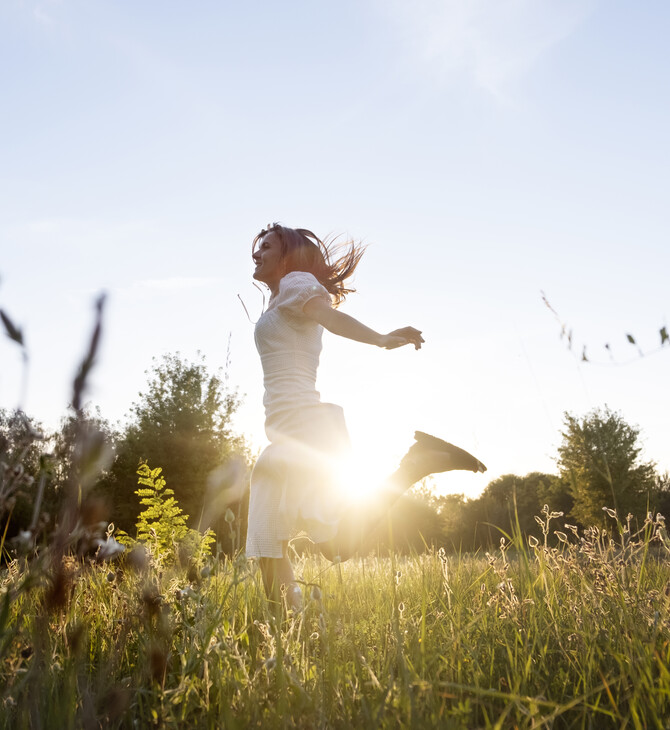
[
  {"xmin": 555, "ymin": 531, "xmax": 569, "ymax": 544},
  {"xmin": 395, "ymin": 570, "xmax": 402, "ymax": 585},
  {"xmin": 398, "ymin": 602, "xmax": 405, "ymax": 614},
  {"xmin": 528, "ymin": 535, "xmax": 539, "ymax": 548},
  {"xmin": 15, "ymin": 530, "xmax": 33, "ymax": 552},
  {"xmin": 224, "ymin": 508, "xmax": 235, "ymax": 524},
  {"xmin": 176, "ymin": 586, "xmax": 196, "ymax": 600},
  {"xmin": 95, "ymin": 537, "xmax": 126, "ymax": 561},
  {"xmin": 602, "ymin": 507, "xmax": 617, "ymax": 519}
]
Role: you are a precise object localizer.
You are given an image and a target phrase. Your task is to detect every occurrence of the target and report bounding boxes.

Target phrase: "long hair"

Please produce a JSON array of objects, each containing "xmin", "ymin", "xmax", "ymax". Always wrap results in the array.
[{"xmin": 252, "ymin": 223, "xmax": 366, "ymax": 307}]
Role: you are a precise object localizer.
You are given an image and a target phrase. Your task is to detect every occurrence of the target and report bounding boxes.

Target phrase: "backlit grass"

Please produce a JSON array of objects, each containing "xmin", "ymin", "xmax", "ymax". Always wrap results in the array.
[{"xmin": 2, "ymin": 509, "xmax": 669, "ymax": 729}]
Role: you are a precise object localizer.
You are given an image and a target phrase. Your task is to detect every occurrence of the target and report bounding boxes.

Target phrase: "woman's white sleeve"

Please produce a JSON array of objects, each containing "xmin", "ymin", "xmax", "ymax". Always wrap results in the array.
[{"xmin": 277, "ymin": 271, "xmax": 331, "ymax": 319}]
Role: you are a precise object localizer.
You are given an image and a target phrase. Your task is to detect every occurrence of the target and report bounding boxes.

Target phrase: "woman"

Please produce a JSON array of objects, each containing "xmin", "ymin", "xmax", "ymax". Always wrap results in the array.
[{"xmin": 245, "ymin": 223, "xmax": 486, "ymax": 608}]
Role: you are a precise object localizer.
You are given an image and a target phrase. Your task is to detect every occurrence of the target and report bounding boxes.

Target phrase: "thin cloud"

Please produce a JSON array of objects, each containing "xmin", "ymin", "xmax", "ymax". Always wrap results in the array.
[
  {"xmin": 7, "ymin": 218, "xmax": 162, "ymax": 248},
  {"xmin": 31, "ymin": 0, "xmax": 63, "ymax": 27},
  {"xmin": 107, "ymin": 277, "xmax": 228, "ymax": 305},
  {"xmin": 135, "ymin": 277, "xmax": 225, "ymax": 292},
  {"xmin": 379, "ymin": 0, "xmax": 598, "ymax": 100}
]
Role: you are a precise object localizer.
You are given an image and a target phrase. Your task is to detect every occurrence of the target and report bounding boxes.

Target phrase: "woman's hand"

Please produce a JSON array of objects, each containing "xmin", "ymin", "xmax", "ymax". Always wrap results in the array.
[{"xmin": 380, "ymin": 327, "xmax": 424, "ymax": 350}]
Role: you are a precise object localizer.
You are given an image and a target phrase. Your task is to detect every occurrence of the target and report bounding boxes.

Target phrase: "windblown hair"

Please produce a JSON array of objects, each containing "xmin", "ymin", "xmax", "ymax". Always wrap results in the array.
[{"xmin": 252, "ymin": 223, "xmax": 366, "ymax": 307}]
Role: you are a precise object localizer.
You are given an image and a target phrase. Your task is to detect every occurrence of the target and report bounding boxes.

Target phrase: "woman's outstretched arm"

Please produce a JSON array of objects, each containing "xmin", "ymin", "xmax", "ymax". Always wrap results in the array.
[{"xmin": 303, "ymin": 296, "xmax": 424, "ymax": 350}]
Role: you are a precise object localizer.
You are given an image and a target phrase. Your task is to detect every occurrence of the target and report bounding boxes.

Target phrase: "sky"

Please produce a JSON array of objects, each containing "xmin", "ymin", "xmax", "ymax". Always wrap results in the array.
[{"xmin": 1, "ymin": 0, "xmax": 669, "ymax": 500}]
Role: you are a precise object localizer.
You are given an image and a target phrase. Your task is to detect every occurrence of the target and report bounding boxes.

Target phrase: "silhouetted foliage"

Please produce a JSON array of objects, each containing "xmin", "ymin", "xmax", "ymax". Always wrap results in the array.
[
  {"xmin": 557, "ymin": 407, "xmax": 657, "ymax": 526},
  {"xmin": 427, "ymin": 472, "xmax": 571, "ymax": 552},
  {"xmin": 368, "ymin": 490, "xmax": 445, "ymax": 554},
  {"xmin": 0, "ymin": 409, "xmax": 47, "ymax": 539},
  {"xmin": 100, "ymin": 353, "xmax": 249, "ymax": 551}
]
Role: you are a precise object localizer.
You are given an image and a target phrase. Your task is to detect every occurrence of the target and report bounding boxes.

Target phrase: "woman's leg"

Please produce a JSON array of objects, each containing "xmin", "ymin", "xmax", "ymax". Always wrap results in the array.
[
  {"xmin": 259, "ymin": 543, "xmax": 302, "ymax": 610},
  {"xmin": 319, "ymin": 432, "xmax": 486, "ymax": 562},
  {"xmin": 317, "ymin": 465, "xmax": 415, "ymax": 562}
]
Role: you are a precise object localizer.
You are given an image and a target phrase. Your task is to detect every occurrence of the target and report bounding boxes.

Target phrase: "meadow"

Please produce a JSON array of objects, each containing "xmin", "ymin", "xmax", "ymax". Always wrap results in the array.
[
  {"xmin": 2, "ymin": 506, "xmax": 669, "ymax": 729},
  {"xmin": 1, "ymin": 305, "xmax": 669, "ymax": 728}
]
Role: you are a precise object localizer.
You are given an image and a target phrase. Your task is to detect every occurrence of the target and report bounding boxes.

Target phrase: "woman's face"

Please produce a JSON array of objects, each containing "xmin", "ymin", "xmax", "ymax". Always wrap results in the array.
[{"xmin": 252, "ymin": 231, "xmax": 284, "ymax": 290}]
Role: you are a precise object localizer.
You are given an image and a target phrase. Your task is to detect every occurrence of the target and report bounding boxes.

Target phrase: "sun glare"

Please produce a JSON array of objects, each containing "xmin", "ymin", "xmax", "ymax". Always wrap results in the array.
[{"xmin": 334, "ymin": 447, "xmax": 390, "ymax": 503}]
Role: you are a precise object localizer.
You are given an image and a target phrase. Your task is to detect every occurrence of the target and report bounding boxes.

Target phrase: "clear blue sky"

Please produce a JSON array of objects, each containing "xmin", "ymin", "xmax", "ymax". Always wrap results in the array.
[{"xmin": 2, "ymin": 0, "xmax": 668, "ymax": 498}]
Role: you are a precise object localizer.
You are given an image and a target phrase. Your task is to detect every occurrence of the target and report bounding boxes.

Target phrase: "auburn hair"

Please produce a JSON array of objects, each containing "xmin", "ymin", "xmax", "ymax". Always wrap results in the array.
[{"xmin": 252, "ymin": 223, "xmax": 366, "ymax": 307}]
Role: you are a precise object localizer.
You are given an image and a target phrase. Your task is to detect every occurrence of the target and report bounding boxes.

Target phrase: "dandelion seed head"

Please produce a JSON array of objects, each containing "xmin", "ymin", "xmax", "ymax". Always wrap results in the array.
[
  {"xmin": 95, "ymin": 536, "xmax": 126, "ymax": 561},
  {"xmin": 16, "ymin": 530, "xmax": 33, "ymax": 552}
]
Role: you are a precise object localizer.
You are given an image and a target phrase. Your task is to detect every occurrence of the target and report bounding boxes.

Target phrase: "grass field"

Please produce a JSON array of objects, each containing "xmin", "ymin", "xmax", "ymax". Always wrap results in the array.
[{"xmin": 2, "ymin": 508, "xmax": 669, "ymax": 729}]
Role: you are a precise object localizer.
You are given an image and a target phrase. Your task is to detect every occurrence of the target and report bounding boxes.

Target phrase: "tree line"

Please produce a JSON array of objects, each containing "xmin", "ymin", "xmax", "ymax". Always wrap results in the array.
[{"xmin": 2, "ymin": 352, "xmax": 668, "ymax": 556}]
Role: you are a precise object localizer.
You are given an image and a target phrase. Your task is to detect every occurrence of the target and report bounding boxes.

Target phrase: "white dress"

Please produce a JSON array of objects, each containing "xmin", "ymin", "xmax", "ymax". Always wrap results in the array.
[{"xmin": 245, "ymin": 271, "xmax": 350, "ymax": 558}]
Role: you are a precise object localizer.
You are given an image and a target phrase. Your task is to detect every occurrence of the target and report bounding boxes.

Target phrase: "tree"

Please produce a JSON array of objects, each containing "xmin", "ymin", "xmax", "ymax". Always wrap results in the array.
[
  {"xmin": 475, "ymin": 472, "xmax": 571, "ymax": 544},
  {"xmin": 0, "ymin": 409, "xmax": 47, "ymax": 538},
  {"xmin": 557, "ymin": 406, "xmax": 657, "ymax": 526},
  {"xmin": 101, "ymin": 353, "xmax": 249, "ymax": 545},
  {"xmin": 52, "ymin": 406, "xmax": 116, "ymax": 496}
]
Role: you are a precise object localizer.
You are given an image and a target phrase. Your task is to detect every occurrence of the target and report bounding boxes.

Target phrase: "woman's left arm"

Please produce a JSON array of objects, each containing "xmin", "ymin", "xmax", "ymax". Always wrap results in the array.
[{"xmin": 303, "ymin": 296, "xmax": 424, "ymax": 350}]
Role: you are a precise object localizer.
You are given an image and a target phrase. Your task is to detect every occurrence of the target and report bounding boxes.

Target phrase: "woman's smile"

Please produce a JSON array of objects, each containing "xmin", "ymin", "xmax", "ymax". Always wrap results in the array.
[{"xmin": 252, "ymin": 232, "xmax": 284, "ymax": 290}]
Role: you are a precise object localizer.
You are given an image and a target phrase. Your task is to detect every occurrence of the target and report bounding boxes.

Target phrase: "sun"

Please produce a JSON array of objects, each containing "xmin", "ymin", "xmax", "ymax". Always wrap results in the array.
[{"xmin": 334, "ymin": 445, "xmax": 394, "ymax": 504}]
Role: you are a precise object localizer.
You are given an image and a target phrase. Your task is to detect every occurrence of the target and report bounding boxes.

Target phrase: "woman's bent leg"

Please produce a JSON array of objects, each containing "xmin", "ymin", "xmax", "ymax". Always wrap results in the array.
[
  {"xmin": 317, "ymin": 464, "xmax": 415, "ymax": 562},
  {"xmin": 319, "ymin": 432, "xmax": 486, "ymax": 561}
]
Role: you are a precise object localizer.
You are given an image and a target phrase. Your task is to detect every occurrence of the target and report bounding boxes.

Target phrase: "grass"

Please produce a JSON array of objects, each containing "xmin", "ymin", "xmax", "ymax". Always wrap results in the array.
[{"xmin": 2, "ymin": 509, "xmax": 670, "ymax": 729}]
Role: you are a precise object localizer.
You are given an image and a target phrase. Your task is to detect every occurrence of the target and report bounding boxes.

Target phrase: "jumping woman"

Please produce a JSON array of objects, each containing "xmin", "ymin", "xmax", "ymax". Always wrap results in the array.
[{"xmin": 245, "ymin": 223, "xmax": 486, "ymax": 609}]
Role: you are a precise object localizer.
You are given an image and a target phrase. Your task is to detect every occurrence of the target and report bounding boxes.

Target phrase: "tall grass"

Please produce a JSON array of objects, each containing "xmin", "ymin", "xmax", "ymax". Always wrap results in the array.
[{"xmin": 2, "ymin": 508, "xmax": 669, "ymax": 729}]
